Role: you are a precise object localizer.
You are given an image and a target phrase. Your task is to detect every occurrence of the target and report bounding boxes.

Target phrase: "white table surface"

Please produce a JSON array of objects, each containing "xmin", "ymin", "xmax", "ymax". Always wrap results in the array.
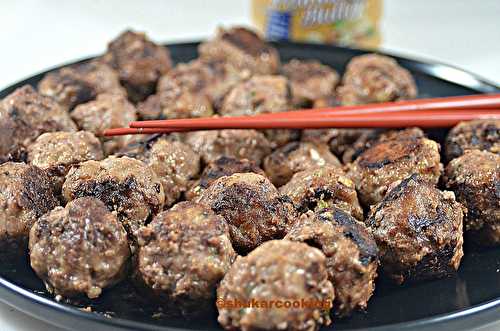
[{"xmin": 0, "ymin": 1, "xmax": 499, "ymax": 330}]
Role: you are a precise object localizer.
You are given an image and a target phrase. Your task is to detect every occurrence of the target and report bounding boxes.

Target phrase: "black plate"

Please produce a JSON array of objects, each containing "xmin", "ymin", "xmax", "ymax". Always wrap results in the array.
[{"xmin": 0, "ymin": 42, "xmax": 499, "ymax": 331}]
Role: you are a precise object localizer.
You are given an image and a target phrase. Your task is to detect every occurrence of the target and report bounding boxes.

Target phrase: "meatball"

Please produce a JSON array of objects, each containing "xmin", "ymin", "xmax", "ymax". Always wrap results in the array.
[
  {"xmin": 0, "ymin": 85, "xmax": 77, "ymax": 163},
  {"xmin": 445, "ymin": 119, "xmax": 499, "ymax": 161},
  {"xmin": 217, "ymin": 240, "xmax": 334, "ymax": 331},
  {"xmin": 444, "ymin": 150, "xmax": 500, "ymax": 246},
  {"xmin": 337, "ymin": 54, "xmax": 417, "ymax": 105},
  {"xmin": 101, "ymin": 30, "xmax": 172, "ymax": 102},
  {"xmin": 367, "ymin": 174, "xmax": 464, "ymax": 284},
  {"xmin": 285, "ymin": 208, "xmax": 378, "ymax": 316},
  {"xmin": 263, "ymin": 142, "xmax": 341, "ymax": 187},
  {"xmin": 0, "ymin": 162, "xmax": 59, "ymax": 253},
  {"xmin": 186, "ymin": 156, "xmax": 265, "ymax": 201},
  {"xmin": 282, "ymin": 59, "xmax": 340, "ymax": 107},
  {"xmin": 263, "ymin": 129, "xmax": 302, "ymax": 149},
  {"xmin": 71, "ymin": 93, "xmax": 137, "ymax": 155},
  {"xmin": 157, "ymin": 59, "xmax": 247, "ymax": 107},
  {"xmin": 198, "ymin": 26, "xmax": 280, "ymax": 75},
  {"xmin": 220, "ymin": 75, "xmax": 298, "ymax": 147},
  {"xmin": 134, "ymin": 138, "xmax": 201, "ymax": 208},
  {"xmin": 342, "ymin": 127, "xmax": 424, "ymax": 164},
  {"xmin": 301, "ymin": 129, "xmax": 371, "ymax": 159},
  {"xmin": 135, "ymin": 202, "xmax": 236, "ymax": 313},
  {"xmin": 197, "ymin": 173, "xmax": 295, "ymax": 254},
  {"xmin": 62, "ymin": 156, "xmax": 165, "ymax": 235},
  {"xmin": 347, "ymin": 134, "xmax": 441, "ymax": 206},
  {"xmin": 38, "ymin": 61, "xmax": 125, "ymax": 111},
  {"xmin": 137, "ymin": 87, "xmax": 213, "ymax": 120},
  {"xmin": 220, "ymin": 75, "xmax": 290, "ymax": 117},
  {"xmin": 182, "ymin": 129, "xmax": 272, "ymax": 166},
  {"xmin": 29, "ymin": 197, "xmax": 130, "ymax": 299},
  {"xmin": 280, "ymin": 166, "xmax": 364, "ymax": 221},
  {"xmin": 27, "ymin": 131, "xmax": 104, "ymax": 192}
]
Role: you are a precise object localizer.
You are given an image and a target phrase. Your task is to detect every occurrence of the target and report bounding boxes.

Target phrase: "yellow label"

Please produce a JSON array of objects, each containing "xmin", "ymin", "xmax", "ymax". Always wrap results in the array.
[{"xmin": 252, "ymin": 0, "xmax": 382, "ymax": 49}]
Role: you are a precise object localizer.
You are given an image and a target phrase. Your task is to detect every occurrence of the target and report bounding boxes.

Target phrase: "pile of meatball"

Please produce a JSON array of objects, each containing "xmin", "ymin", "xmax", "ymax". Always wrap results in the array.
[{"xmin": 0, "ymin": 26, "xmax": 498, "ymax": 331}]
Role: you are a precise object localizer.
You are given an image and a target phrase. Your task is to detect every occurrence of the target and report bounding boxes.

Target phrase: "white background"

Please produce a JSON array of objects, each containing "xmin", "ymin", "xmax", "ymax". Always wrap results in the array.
[{"xmin": 0, "ymin": 1, "xmax": 499, "ymax": 330}]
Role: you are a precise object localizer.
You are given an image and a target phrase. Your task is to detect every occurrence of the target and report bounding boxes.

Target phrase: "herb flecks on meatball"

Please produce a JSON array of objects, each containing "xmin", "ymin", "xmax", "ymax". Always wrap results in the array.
[
  {"xmin": 337, "ymin": 54, "xmax": 417, "ymax": 105},
  {"xmin": 186, "ymin": 156, "xmax": 264, "ymax": 201},
  {"xmin": 197, "ymin": 173, "xmax": 295, "ymax": 254},
  {"xmin": 0, "ymin": 162, "xmax": 59, "ymax": 254},
  {"xmin": 367, "ymin": 175, "xmax": 464, "ymax": 284},
  {"xmin": 286, "ymin": 208, "xmax": 378, "ymax": 316},
  {"xmin": 29, "ymin": 197, "xmax": 130, "ymax": 299},
  {"xmin": 0, "ymin": 85, "xmax": 77, "ymax": 163},
  {"xmin": 263, "ymin": 141, "xmax": 341, "ymax": 187},
  {"xmin": 217, "ymin": 240, "xmax": 334, "ymax": 331},
  {"xmin": 280, "ymin": 166, "xmax": 364, "ymax": 221},
  {"xmin": 445, "ymin": 150, "xmax": 500, "ymax": 246},
  {"xmin": 136, "ymin": 201, "xmax": 236, "ymax": 313}
]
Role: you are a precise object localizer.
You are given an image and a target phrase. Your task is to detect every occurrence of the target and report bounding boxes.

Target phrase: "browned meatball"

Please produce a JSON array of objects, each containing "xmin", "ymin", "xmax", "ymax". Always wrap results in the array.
[
  {"xmin": 347, "ymin": 134, "xmax": 441, "ymax": 206},
  {"xmin": 29, "ymin": 197, "xmax": 130, "ymax": 299},
  {"xmin": 38, "ymin": 61, "xmax": 125, "ymax": 111},
  {"xmin": 198, "ymin": 26, "xmax": 280, "ymax": 75},
  {"xmin": 337, "ymin": 54, "xmax": 417, "ymax": 105},
  {"xmin": 71, "ymin": 93, "xmax": 137, "ymax": 155},
  {"xmin": 101, "ymin": 30, "xmax": 172, "ymax": 102},
  {"xmin": 132, "ymin": 138, "xmax": 201, "ymax": 208},
  {"xmin": 220, "ymin": 75, "xmax": 298, "ymax": 147},
  {"xmin": 444, "ymin": 150, "xmax": 500, "ymax": 246},
  {"xmin": 0, "ymin": 162, "xmax": 59, "ymax": 253},
  {"xmin": 137, "ymin": 87, "xmax": 213, "ymax": 120},
  {"xmin": 157, "ymin": 59, "xmax": 248, "ymax": 107},
  {"xmin": 182, "ymin": 129, "xmax": 272, "ymax": 166},
  {"xmin": 217, "ymin": 240, "xmax": 334, "ymax": 331},
  {"xmin": 263, "ymin": 142, "xmax": 341, "ymax": 186},
  {"xmin": 367, "ymin": 175, "xmax": 464, "ymax": 284},
  {"xmin": 280, "ymin": 166, "xmax": 364, "ymax": 221},
  {"xmin": 197, "ymin": 173, "xmax": 295, "ymax": 254},
  {"xmin": 285, "ymin": 208, "xmax": 378, "ymax": 316},
  {"xmin": 0, "ymin": 86, "xmax": 77, "ymax": 163},
  {"xmin": 136, "ymin": 201, "xmax": 236, "ymax": 313},
  {"xmin": 301, "ymin": 128, "xmax": 371, "ymax": 159},
  {"xmin": 445, "ymin": 119, "xmax": 499, "ymax": 161},
  {"xmin": 220, "ymin": 75, "xmax": 290, "ymax": 117},
  {"xmin": 186, "ymin": 156, "xmax": 265, "ymax": 201},
  {"xmin": 282, "ymin": 59, "xmax": 340, "ymax": 107},
  {"xmin": 342, "ymin": 127, "xmax": 425, "ymax": 164},
  {"xmin": 27, "ymin": 131, "xmax": 104, "ymax": 192},
  {"xmin": 62, "ymin": 156, "xmax": 165, "ymax": 236}
]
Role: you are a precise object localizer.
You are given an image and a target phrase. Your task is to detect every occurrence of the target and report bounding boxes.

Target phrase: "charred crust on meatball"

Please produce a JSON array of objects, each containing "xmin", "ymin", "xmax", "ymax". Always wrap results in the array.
[{"xmin": 318, "ymin": 208, "xmax": 378, "ymax": 266}]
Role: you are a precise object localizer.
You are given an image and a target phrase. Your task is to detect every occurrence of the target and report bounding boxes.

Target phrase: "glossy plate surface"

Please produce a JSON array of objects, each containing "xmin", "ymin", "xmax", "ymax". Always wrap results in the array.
[{"xmin": 0, "ymin": 42, "xmax": 499, "ymax": 331}]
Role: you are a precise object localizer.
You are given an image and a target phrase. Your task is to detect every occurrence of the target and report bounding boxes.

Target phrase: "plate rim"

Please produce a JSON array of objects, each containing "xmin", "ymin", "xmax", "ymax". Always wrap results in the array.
[{"xmin": 0, "ymin": 41, "xmax": 499, "ymax": 331}]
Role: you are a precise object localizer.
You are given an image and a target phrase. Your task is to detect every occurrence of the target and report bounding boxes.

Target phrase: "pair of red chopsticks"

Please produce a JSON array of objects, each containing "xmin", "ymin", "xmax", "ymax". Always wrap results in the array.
[{"xmin": 103, "ymin": 94, "xmax": 500, "ymax": 136}]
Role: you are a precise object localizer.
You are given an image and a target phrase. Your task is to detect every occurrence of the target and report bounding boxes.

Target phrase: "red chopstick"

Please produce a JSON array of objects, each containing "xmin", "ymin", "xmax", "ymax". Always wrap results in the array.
[
  {"xmin": 103, "ymin": 127, "xmax": 188, "ymax": 136},
  {"xmin": 103, "ymin": 108, "xmax": 499, "ymax": 136},
  {"xmin": 130, "ymin": 93, "xmax": 500, "ymax": 129}
]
